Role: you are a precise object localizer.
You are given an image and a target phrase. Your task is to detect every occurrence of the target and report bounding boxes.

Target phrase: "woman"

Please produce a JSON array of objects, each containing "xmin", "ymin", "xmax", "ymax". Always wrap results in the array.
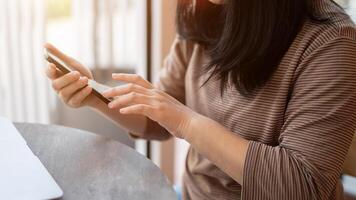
[{"xmin": 45, "ymin": 0, "xmax": 356, "ymax": 199}]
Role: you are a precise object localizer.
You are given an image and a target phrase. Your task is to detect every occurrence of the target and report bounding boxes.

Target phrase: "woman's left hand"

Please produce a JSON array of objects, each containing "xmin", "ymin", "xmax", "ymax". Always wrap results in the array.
[{"xmin": 102, "ymin": 73, "xmax": 198, "ymax": 139}]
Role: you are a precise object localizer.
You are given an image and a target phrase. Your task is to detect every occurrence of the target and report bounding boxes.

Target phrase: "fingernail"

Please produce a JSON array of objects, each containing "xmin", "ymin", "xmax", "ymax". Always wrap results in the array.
[
  {"xmin": 108, "ymin": 103, "xmax": 114, "ymax": 108},
  {"xmin": 119, "ymin": 109, "xmax": 126, "ymax": 114},
  {"xmin": 71, "ymin": 71, "xmax": 79, "ymax": 76}
]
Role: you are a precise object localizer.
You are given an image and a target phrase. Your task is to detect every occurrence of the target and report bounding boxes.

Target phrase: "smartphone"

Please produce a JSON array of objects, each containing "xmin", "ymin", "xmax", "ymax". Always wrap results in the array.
[{"xmin": 44, "ymin": 49, "xmax": 112, "ymax": 104}]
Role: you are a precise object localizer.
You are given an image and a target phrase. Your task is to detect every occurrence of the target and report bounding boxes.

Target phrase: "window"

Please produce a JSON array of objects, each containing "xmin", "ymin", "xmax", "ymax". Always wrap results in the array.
[
  {"xmin": 45, "ymin": 0, "xmax": 149, "ymax": 154},
  {"xmin": 46, "ymin": 0, "xmax": 146, "ymax": 74}
]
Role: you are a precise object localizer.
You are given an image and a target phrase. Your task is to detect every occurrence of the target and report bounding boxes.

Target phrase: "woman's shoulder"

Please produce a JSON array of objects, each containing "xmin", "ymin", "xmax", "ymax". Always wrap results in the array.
[
  {"xmin": 296, "ymin": 9, "xmax": 356, "ymax": 62},
  {"xmin": 309, "ymin": 0, "xmax": 356, "ymax": 38},
  {"xmin": 288, "ymin": 3, "xmax": 356, "ymax": 81},
  {"xmin": 169, "ymin": 36, "xmax": 203, "ymax": 64}
]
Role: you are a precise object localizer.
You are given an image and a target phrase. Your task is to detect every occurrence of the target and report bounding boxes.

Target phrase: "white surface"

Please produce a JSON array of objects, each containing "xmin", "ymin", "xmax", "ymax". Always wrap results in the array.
[
  {"xmin": 343, "ymin": 175, "xmax": 356, "ymax": 196},
  {"xmin": 0, "ymin": 116, "xmax": 63, "ymax": 200}
]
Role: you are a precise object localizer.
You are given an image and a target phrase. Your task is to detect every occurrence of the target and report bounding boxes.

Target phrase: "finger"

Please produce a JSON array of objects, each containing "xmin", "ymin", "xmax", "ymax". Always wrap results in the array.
[
  {"xmin": 52, "ymin": 71, "xmax": 80, "ymax": 91},
  {"xmin": 58, "ymin": 77, "xmax": 89, "ymax": 103},
  {"xmin": 108, "ymin": 92, "xmax": 154, "ymax": 109},
  {"xmin": 44, "ymin": 43, "xmax": 76, "ymax": 66},
  {"xmin": 44, "ymin": 43, "xmax": 91, "ymax": 76},
  {"xmin": 102, "ymin": 83, "xmax": 152, "ymax": 98},
  {"xmin": 45, "ymin": 63, "xmax": 63, "ymax": 80},
  {"xmin": 119, "ymin": 104, "xmax": 156, "ymax": 119},
  {"xmin": 68, "ymin": 86, "xmax": 92, "ymax": 108},
  {"xmin": 112, "ymin": 73, "xmax": 153, "ymax": 89}
]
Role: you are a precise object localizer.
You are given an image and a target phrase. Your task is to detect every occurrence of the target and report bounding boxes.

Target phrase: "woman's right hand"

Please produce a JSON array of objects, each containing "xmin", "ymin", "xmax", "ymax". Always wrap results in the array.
[{"xmin": 44, "ymin": 43, "xmax": 100, "ymax": 108}]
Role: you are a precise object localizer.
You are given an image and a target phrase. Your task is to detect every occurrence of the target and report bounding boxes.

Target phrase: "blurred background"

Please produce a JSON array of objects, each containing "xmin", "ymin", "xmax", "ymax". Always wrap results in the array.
[{"xmin": 0, "ymin": 0, "xmax": 355, "ymax": 197}]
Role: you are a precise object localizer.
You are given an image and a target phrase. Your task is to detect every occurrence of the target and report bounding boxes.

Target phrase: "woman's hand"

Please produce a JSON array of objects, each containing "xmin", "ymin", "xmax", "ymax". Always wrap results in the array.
[
  {"xmin": 44, "ymin": 43, "xmax": 100, "ymax": 108},
  {"xmin": 102, "ymin": 73, "xmax": 199, "ymax": 139}
]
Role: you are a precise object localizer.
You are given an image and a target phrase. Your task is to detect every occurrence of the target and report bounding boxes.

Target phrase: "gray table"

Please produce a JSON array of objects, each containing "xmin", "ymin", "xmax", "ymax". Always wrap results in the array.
[{"xmin": 14, "ymin": 123, "xmax": 177, "ymax": 200}]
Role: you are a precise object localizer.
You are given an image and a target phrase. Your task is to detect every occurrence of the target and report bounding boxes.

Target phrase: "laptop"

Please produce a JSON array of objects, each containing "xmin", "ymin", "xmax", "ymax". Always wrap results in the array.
[{"xmin": 0, "ymin": 116, "xmax": 63, "ymax": 200}]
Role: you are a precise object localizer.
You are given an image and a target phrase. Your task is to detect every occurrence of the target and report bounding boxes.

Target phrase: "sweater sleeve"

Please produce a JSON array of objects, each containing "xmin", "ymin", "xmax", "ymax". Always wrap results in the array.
[
  {"xmin": 242, "ymin": 38, "xmax": 356, "ymax": 200},
  {"xmin": 155, "ymin": 36, "xmax": 194, "ymax": 103}
]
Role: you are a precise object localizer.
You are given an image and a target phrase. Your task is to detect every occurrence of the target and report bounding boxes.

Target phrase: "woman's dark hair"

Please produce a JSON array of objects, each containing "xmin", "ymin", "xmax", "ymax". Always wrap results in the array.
[{"xmin": 177, "ymin": 0, "xmax": 328, "ymax": 95}]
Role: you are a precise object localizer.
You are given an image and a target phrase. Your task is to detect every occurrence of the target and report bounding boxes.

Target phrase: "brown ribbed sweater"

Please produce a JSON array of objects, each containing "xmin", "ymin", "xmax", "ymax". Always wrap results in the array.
[{"xmin": 154, "ymin": 0, "xmax": 356, "ymax": 199}]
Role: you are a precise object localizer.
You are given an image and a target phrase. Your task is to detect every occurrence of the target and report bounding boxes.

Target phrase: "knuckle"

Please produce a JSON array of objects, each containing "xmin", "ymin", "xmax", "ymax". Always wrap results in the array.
[
  {"xmin": 51, "ymin": 81, "xmax": 59, "ymax": 90},
  {"xmin": 152, "ymin": 88, "xmax": 162, "ymax": 95},
  {"xmin": 59, "ymin": 90, "xmax": 68, "ymax": 98},
  {"xmin": 61, "ymin": 97, "xmax": 69, "ymax": 105},
  {"xmin": 129, "ymin": 92, "xmax": 137, "ymax": 98},
  {"xmin": 133, "ymin": 75, "xmax": 141, "ymax": 82},
  {"xmin": 71, "ymin": 73, "xmax": 80, "ymax": 81},
  {"xmin": 133, "ymin": 94, "xmax": 141, "ymax": 101},
  {"xmin": 157, "ymin": 90, "xmax": 167, "ymax": 98},
  {"xmin": 113, "ymin": 97, "xmax": 120, "ymax": 103},
  {"xmin": 58, "ymin": 91, "xmax": 67, "ymax": 101},
  {"xmin": 78, "ymin": 79, "xmax": 86, "ymax": 87},
  {"xmin": 152, "ymin": 94, "xmax": 164, "ymax": 103},
  {"xmin": 58, "ymin": 91, "xmax": 63, "ymax": 98},
  {"xmin": 69, "ymin": 100, "xmax": 80, "ymax": 108},
  {"xmin": 157, "ymin": 103, "xmax": 165, "ymax": 111},
  {"xmin": 141, "ymin": 106, "xmax": 150, "ymax": 113},
  {"xmin": 45, "ymin": 68, "xmax": 53, "ymax": 78},
  {"xmin": 128, "ymin": 83, "xmax": 135, "ymax": 90},
  {"xmin": 137, "ymin": 105, "xmax": 145, "ymax": 112},
  {"xmin": 155, "ymin": 95, "xmax": 164, "ymax": 102}
]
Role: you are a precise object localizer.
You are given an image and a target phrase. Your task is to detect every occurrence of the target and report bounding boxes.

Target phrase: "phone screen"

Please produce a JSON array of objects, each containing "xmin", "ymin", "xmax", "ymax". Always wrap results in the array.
[{"xmin": 44, "ymin": 50, "xmax": 112, "ymax": 104}]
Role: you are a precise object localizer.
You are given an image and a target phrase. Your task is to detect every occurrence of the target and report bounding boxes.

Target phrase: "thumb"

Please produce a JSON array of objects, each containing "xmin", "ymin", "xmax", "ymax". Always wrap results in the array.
[
  {"xmin": 44, "ymin": 43, "xmax": 74, "ymax": 66},
  {"xmin": 44, "ymin": 43, "xmax": 93, "ymax": 79}
]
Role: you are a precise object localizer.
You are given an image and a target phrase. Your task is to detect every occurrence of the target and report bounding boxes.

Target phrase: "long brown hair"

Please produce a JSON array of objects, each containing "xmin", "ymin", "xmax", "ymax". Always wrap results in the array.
[{"xmin": 176, "ymin": 0, "xmax": 331, "ymax": 95}]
